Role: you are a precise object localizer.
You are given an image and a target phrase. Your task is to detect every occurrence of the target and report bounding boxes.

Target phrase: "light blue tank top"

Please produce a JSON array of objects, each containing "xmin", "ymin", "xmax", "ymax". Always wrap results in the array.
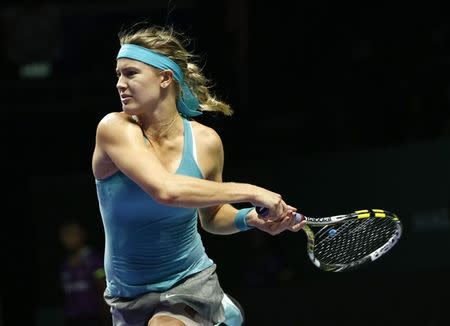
[{"xmin": 95, "ymin": 118, "xmax": 213, "ymax": 298}]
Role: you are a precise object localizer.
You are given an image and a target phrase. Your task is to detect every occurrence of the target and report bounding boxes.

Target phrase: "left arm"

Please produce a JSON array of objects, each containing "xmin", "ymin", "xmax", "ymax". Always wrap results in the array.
[
  {"xmin": 196, "ymin": 123, "xmax": 242, "ymax": 234},
  {"xmin": 199, "ymin": 203, "xmax": 241, "ymax": 235},
  {"xmin": 196, "ymin": 123, "xmax": 304, "ymax": 235},
  {"xmin": 200, "ymin": 203, "xmax": 302, "ymax": 235}
]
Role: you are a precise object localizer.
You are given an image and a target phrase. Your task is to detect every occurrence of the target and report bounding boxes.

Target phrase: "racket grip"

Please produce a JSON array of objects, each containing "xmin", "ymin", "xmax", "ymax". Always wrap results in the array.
[
  {"xmin": 255, "ymin": 207, "xmax": 304, "ymax": 224},
  {"xmin": 294, "ymin": 212, "xmax": 304, "ymax": 223},
  {"xmin": 255, "ymin": 206, "xmax": 269, "ymax": 217}
]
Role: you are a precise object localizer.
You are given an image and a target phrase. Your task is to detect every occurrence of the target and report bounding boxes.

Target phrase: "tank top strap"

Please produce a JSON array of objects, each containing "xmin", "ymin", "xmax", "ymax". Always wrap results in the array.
[
  {"xmin": 183, "ymin": 118, "xmax": 193, "ymax": 158},
  {"xmin": 178, "ymin": 118, "xmax": 203, "ymax": 178},
  {"xmin": 181, "ymin": 118, "xmax": 197, "ymax": 164}
]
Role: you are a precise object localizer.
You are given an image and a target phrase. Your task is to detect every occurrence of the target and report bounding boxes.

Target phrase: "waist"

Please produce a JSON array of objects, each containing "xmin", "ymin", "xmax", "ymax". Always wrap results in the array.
[{"xmin": 105, "ymin": 252, "xmax": 213, "ymax": 298}]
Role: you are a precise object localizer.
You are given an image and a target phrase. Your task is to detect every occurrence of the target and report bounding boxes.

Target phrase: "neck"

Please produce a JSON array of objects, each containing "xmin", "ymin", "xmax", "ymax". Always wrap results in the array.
[{"xmin": 137, "ymin": 110, "xmax": 181, "ymax": 140}]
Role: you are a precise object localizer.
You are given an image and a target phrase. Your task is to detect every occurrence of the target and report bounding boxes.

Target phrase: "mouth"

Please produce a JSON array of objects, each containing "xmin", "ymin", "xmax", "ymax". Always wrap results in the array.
[{"xmin": 120, "ymin": 96, "xmax": 132, "ymax": 104}]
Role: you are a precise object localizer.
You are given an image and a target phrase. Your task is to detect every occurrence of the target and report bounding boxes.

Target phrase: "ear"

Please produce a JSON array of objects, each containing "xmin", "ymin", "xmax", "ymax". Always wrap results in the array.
[{"xmin": 160, "ymin": 70, "xmax": 174, "ymax": 89}]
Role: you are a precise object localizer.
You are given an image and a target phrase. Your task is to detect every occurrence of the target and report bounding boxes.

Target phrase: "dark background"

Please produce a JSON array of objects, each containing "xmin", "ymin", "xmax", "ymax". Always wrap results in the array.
[{"xmin": 2, "ymin": 1, "xmax": 450, "ymax": 325}]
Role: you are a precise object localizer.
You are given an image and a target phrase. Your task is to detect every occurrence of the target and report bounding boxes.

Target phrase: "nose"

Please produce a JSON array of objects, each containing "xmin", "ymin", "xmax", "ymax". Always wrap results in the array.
[{"xmin": 116, "ymin": 75, "xmax": 126, "ymax": 91}]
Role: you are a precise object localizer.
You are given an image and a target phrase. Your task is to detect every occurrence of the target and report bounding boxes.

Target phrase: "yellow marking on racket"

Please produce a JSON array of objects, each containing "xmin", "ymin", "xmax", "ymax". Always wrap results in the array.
[
  {"xmin": 303, "ymin": 225, "xmax": 314, "ymax": 240},
  {"xmin": 373, "ymin": 209, "xmax": 385, "ymax": 213},
  {"xmin": 375, "ymin": 212, "xmax": 386, "ymax": 218},
  {"xmin": 355, "ymin": 209, "xmax": 369, "ymax": 214},
  {"xmin": 357, "ymin": 213, "xmax": 371, "ymax": 218}
]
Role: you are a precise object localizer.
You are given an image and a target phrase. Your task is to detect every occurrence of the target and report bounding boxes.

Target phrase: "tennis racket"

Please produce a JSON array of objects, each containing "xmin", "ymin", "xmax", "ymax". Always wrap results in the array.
[{"xmin": 256, "ymin": 207, "xmax": 402, "ymax": 272}]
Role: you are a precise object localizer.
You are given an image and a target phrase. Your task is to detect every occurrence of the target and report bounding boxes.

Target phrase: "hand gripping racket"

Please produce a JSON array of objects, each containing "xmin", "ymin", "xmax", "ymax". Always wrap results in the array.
[{"xmin": 256, "ymin": 207, "xmax": 402, "ymax": 272}]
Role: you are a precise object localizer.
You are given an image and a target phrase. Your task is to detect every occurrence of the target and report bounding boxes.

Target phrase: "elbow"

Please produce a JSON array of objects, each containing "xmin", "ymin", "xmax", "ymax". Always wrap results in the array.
[
  {"xmin": 199, "ymin": 217, "xmax": 212, "ymax": 232},
  {"xmin": 199, "ymin": 218, "xmax": 218, "ymax": 234},
  {"xmin": 199, "ymin": 206, "xmax": 222, "ymax": 234},
  {"xmin": 151, "ymin": 183, "xmax": 179, "ymax": 206},
  {"xmin": 155, "ymin": 192, "xmax": 178, "ymax": 206}
]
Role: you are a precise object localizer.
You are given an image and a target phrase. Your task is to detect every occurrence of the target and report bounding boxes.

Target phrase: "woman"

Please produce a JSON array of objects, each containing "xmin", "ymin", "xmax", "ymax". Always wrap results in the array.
[{"xmin": 92, "ymin": 24, "xmax": 305, "ymax": 326}]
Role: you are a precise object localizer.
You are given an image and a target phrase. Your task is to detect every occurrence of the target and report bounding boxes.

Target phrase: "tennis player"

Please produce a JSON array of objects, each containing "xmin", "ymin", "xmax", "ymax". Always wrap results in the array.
[{"xmin": 92, "ymin": 23, "xmax": 305, "ymax": 326}]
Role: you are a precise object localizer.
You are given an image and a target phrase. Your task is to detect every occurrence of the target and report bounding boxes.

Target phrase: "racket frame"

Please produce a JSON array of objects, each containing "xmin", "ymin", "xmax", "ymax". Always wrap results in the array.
[{"xmin": 300, "ymin": 209, "xmax": 403, "ymax": 272}]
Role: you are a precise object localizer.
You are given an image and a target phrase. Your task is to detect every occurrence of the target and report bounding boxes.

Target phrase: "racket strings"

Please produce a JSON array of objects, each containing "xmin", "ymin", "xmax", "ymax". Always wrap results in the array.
[{"xmin": 313, "ymin": 217, "xmax": 398, "ymax": 264}]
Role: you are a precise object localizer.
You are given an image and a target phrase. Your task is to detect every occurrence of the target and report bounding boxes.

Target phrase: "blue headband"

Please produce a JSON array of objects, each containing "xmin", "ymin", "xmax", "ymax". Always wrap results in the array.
[{"xmin": 117, "ymin": 43, "xmax": 202, "ymax": 117}]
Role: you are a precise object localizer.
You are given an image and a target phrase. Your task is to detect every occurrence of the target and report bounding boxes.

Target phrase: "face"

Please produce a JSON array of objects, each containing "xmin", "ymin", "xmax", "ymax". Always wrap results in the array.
[{"xmin": 116, "ymin": 58, "xmax": 164, "ymax": 115}]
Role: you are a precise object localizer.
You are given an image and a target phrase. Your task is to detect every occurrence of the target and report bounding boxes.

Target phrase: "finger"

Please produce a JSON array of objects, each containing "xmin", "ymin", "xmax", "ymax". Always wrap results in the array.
[
  {"xmin": 271, "ymin": 216, "xmax": 292, "ymax": 234},
  {"xmin": 270, "ymin": 208, "xmax": 284, "ymax": 222},
  {"xmin": 277, "ymin": 212, "xmax": 297, "ymax": 229},
  {"xmin": 290, "ymin": 220, "xmax": 307, "ymax": 232},
  {"xmin": 278, "ymin": 200, "xmax": 290, "ymax": 220},
  {"xmin": 281, "ymin": 215, "xmax": 294, "ymax": 228},
  {"xmin": 287, "ymin": 215, "xmax": 298, "ymax": 228},
  {"xmin": 286, "ymin": 205, "xmax": 297, "ymax": 212},
  {"xmin": 275, "ymin": 199, "xmax": 286, "ymax": 214},
  {"xmin": 268, "ymin": 221, "xmax": 284, "ymax": 235}
]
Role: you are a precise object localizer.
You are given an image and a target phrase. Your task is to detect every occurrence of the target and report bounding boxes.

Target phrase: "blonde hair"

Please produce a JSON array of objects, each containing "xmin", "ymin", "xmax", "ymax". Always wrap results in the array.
[{"xmin": 118, "ymin": 24, "xmax": 233, "ymax": 116}]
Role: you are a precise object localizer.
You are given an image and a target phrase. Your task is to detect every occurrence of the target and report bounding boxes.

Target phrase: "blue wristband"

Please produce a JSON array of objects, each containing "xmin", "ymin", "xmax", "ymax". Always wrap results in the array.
[{"xmin": 234, "ymin": 208, "xmax": 255, "ymax": 231}]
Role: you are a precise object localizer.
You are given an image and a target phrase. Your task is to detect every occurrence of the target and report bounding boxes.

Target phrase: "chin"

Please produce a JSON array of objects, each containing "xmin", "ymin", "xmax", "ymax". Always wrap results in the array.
[
  {"xmin": 121, "ymin": 102, "xmax": 147, "ymax": 116},
  {"xmin": 122, "ymin": 105, "xmax": 138, "ymax": 115}
]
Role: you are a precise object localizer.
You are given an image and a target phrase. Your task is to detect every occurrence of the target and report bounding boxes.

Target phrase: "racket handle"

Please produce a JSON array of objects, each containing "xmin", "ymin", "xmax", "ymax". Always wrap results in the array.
[
  {"xmin": 294, "ymin": 212, "xmax": 304, "ymax": 223},
  {"xmin": 255, "ymin": 206, "xmax": 269, "ymax": 217},
  {"xmin": 255, "ymin": 207, "xmax": 304, "ymax": 223}
]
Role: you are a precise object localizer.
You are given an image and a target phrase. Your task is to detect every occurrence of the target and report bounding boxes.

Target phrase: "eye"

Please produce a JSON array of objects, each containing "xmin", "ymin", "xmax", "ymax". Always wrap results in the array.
[
  {"xmin": 116, "ymin": 68, "xmax": 137, "ymax": 78},
  {"xmin": 123, "ymin": 69, "xmax": 138, "ymax": 77}
]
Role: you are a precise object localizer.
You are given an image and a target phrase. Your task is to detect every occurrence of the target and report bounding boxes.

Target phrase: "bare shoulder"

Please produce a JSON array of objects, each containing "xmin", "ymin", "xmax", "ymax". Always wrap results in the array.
[
  {"xmin": 96, "ymin": 112, "xmax": 140, "ymax": 140},
  {"xmin": 190, "ymin": 120, "xmax": 225, "ymax": 179},
  {"xmin": 97, "ymin": 112, "xmax": 133, "ymax": 131},
  {"xmin": 190, "ymin": 120, "xmax": 223, "ymax": 154},
  {"xmin": 92, "ymin": 112, "xmax": 140, "ymax": 179}
]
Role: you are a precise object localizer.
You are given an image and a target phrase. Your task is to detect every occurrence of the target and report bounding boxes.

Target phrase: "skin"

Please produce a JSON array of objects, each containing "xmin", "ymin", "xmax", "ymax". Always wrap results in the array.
[
  {"xmin": 92, "ymin": 58, "xmax": 306, "ymax": 228},
  {"xmin": 148, "ymin": 316, "xmax": 186, "ymax": 326},
  {"xmin": 92, "ymin": 56, "xmax": 306, "ymax": 324},
  {"xmin": 148, "ymin": 305, "xmax": 197, "ymax": 326}
]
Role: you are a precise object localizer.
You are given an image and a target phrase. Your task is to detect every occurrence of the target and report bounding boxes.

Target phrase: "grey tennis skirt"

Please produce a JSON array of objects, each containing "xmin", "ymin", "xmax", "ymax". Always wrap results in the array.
[{"xmin": 104, "ymin": 264, "xmax": 226, "ymax": 325}]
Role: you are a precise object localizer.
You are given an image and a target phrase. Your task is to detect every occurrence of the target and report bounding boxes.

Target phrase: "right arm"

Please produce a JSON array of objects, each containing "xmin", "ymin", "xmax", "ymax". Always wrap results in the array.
[{"xmin": 94, "ymin": 113, "xmax": 288, "ymax": 218}]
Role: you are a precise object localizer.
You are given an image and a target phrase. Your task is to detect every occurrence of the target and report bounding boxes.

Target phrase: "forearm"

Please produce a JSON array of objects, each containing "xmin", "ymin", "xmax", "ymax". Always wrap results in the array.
[
  {"xmin": 200, "ymin": 204, "xmax": 257, "ymax": 235},
  {"xmin": 200, "ymin": 204, "xmax": 241, "ymax": 234},
  {"xmin": 199, "ymin": 199, "xmax": 302, "ymax": 237},
  {"xmin": 151, "ymin": 174, "xmax": 258, "ymax": 208}
]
